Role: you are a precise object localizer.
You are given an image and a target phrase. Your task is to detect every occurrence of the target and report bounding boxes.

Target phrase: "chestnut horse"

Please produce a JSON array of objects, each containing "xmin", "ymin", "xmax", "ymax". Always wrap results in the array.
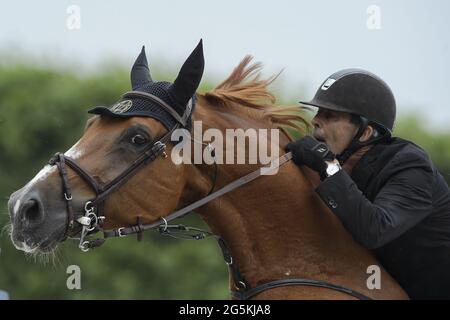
[{"xmin": 8, "ymin": 44, "xmax": 407, "ymax": 299}]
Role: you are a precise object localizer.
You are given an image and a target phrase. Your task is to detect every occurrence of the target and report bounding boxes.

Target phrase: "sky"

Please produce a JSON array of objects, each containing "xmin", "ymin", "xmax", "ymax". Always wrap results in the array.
[{"xmin": 0, "ymin": 0, "xmax": 449, "ymax": 131}]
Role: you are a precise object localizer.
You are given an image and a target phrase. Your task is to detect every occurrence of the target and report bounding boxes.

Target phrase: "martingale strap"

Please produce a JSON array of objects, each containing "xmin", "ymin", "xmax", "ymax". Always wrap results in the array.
[{"xmin": 156, "ymin": 224, "xmax": 249, "ymax": 291}]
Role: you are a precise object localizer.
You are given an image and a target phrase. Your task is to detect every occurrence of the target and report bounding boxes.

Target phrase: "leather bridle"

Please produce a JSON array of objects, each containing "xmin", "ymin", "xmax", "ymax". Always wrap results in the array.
[
  {"xmin": 49, "ymin": 90, "xmax": 187, "ymax": 251},
  {"xmin": 48, "ymin": 91, "xmax": 371, "ymax": 300}
]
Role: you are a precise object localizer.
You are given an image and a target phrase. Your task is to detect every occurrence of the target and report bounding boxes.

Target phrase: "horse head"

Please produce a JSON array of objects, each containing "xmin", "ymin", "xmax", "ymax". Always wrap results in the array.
[{"xmin": 8, "ymin": 40, "xmax": 205, "ymax": 253}]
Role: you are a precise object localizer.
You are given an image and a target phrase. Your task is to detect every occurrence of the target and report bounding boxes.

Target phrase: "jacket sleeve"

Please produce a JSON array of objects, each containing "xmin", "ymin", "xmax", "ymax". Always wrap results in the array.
[{"xmin": 315, "ymin": 160, "xmax": 433, "ymax": 249}]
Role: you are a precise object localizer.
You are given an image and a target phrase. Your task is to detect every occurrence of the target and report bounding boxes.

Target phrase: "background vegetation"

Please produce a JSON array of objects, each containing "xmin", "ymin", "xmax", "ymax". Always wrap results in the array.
[{"xmin": 0, "ymin": 61, "xmax": 449, "ymax": 299}]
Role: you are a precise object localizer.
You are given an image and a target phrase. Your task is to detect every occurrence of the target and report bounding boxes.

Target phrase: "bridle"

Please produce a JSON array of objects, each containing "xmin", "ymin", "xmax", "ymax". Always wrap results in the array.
[
  {"xmin": 49, "ymin": 90, "xmax": 187, "ymax": 251},
  {"xmin": 48, "ymin": 90, "xmax": 372, "ymax": 300}
]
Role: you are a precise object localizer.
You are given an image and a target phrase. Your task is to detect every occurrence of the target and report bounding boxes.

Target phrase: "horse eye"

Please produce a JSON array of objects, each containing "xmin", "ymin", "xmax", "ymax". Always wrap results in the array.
[{"xmin": 131, "ymin": 134, "xmax": 147, "ymax": 145}]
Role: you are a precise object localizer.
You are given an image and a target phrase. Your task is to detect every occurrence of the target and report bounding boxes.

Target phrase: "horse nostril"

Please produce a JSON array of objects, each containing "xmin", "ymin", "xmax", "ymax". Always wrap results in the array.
[{"xmin": 21, "ymin": 199, "xmax": 44, "ymax": 226}]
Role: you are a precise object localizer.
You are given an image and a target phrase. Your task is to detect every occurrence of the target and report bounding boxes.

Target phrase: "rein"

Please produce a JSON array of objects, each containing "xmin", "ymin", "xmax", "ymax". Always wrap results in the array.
[{"xmin": 48, "ymin": 91, "xmax": 371, "ymax": 300}]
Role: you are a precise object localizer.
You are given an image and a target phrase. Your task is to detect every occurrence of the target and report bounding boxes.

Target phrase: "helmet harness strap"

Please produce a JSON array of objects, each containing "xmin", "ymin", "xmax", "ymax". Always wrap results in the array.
[{"xmin": 336, "ymin": 116, "xmax": 391, "ymax": 164}]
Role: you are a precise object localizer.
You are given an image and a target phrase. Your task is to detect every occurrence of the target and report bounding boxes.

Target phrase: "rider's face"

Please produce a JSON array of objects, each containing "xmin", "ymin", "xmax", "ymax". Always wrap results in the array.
[{"xmin": 311, "ymin": 108, "xmax": 359, "ymax": 155}]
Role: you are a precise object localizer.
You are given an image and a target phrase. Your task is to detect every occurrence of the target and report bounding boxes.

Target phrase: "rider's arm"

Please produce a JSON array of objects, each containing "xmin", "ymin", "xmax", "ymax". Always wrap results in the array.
[{"xmin": 315, "ymin": 156, "xmax": 433, "ymax": 249}]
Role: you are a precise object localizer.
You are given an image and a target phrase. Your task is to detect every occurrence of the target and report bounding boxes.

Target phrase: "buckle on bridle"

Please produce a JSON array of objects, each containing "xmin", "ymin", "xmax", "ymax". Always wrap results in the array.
[
  {"xmin": 238, "ymin": 281, "xmax": 247, "ymax": 290},
  {"xmin": 160, "ymin": 217, "xmax": 168, "ymax": 232},
  {"xmin": 117, "ymin": 227, "xmax": 126, "ymax": 237},
  {"xmin": 84, "ymin": 201, "xmax": 95, "ymax": 213},
  {"xmin": 64, "ymin": 193, "xmax": 73, "ymax": 201},
  {"xmin": 154, "ymin": 141, "xmax": 167, "ymax": 158},
  {"xmin": 80, "ymin": 241, "xmax": 90, "ymax": 252}
]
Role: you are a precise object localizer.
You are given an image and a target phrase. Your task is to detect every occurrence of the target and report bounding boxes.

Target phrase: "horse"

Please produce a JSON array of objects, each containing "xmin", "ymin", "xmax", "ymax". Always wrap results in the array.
[{"xmin": 7, "ymin": 41, "xmax": 408, "ymax": 299}]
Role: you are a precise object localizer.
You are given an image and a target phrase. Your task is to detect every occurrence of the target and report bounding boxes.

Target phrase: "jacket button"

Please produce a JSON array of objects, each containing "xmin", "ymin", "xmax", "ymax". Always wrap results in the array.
[{"xmin": 328, "ymin": 198, "xmax": 338, "ymax": 209}]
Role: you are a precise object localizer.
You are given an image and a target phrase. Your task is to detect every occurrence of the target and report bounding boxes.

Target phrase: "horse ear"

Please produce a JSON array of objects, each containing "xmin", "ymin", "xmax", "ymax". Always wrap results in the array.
[
  {"xmin": 131, "ymin": 46, "xmax": 152, "ymax": 90},
  {"xmin": 170, "ymin": 39, "xmax": 204, "ymax": 106}
]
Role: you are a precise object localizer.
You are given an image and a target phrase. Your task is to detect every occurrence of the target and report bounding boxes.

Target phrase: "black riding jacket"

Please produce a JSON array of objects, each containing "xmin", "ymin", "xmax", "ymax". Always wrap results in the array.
[{"xmin": 315, "ymin": 137, "xmax": 450, "ymax": 299}]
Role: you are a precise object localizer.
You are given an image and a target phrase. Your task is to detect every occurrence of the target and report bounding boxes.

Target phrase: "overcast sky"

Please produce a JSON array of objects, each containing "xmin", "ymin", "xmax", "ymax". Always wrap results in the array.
[{"xmin": 0, "ymin": 0, "xmax": 449, "ymax": 131}]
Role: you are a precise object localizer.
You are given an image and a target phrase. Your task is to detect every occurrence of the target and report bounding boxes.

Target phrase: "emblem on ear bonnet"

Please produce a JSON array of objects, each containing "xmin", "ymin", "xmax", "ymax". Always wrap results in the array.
[
  {"xmin": 88, "ymin": 40, "xmax": 205, "ymax": 131},
  {"xmin": 109, "ymin": 100, "xmax": 133, "ymax": 113}
]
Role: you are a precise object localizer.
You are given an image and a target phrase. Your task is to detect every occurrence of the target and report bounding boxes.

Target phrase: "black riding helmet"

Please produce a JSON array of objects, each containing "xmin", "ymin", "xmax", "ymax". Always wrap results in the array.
[{"xmin": 300, "ymin": 68, "xmax": 396, "ymax": 163}]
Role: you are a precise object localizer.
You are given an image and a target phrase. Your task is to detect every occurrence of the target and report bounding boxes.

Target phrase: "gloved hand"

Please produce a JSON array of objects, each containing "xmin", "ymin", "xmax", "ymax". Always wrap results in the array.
[{"xmin": 285, "ymin": 136, "xmax": 336, "ymax": 180}]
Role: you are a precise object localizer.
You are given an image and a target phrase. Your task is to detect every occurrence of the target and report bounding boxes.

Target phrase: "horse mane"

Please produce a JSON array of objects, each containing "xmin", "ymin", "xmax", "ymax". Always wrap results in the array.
[{"xmin": 200, "ymin": 56, "xmax": 311, "ymax": 140}]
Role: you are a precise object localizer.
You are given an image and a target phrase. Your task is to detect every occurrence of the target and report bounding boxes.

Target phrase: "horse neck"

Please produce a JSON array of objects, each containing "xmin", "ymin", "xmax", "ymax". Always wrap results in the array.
[{"xmin": 188, "ymin": 104, "xmax": 381, "ymax": 291}]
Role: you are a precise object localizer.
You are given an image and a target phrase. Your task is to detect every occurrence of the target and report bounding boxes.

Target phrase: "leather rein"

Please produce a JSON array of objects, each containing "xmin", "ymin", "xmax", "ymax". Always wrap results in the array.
[{"xmin": 48, "ymin": 90, "xmax": 371, "ymax": 300}]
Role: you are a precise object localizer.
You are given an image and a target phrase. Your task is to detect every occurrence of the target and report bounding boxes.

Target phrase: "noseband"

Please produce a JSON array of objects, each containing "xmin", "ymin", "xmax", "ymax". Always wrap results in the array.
[
  {"xmin": 48, "ymin": 91, "xmax": 371, "ymax": 300},
  {"xmin": 49, "ymin": 139, "xmax": 169, "ymax": 250}
]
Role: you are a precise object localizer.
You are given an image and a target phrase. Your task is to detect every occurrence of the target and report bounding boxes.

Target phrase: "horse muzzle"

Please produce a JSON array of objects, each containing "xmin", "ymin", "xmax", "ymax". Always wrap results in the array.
[{"xmin": 8, "ymin": 186, "xmax": 68, "ymax": 253}]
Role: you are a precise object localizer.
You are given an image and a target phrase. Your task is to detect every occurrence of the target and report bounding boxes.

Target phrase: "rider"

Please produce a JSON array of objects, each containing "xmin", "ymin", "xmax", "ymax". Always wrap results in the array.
[{"xmin": 286, "ymin": 69, "xmax": 450, "ymax": 299}]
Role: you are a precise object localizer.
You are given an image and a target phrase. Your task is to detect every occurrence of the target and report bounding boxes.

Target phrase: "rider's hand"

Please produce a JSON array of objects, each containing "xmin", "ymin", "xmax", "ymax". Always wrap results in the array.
[{"xmin": 285, "ymin": 136, "xmax": 336, "ymax": 180}]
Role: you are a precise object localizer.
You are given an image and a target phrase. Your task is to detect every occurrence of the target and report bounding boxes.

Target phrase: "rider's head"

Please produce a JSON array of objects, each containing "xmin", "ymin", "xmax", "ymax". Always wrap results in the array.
[{"xmin": 301, "ymin": 69, "xmax": 396, "ymax": 162}]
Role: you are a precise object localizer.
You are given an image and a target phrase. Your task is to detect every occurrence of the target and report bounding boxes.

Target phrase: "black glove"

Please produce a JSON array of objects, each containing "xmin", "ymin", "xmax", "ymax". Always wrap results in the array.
[{"xmin": 285, "ymin": 136, "xmax": 336, "ymax": 180}]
